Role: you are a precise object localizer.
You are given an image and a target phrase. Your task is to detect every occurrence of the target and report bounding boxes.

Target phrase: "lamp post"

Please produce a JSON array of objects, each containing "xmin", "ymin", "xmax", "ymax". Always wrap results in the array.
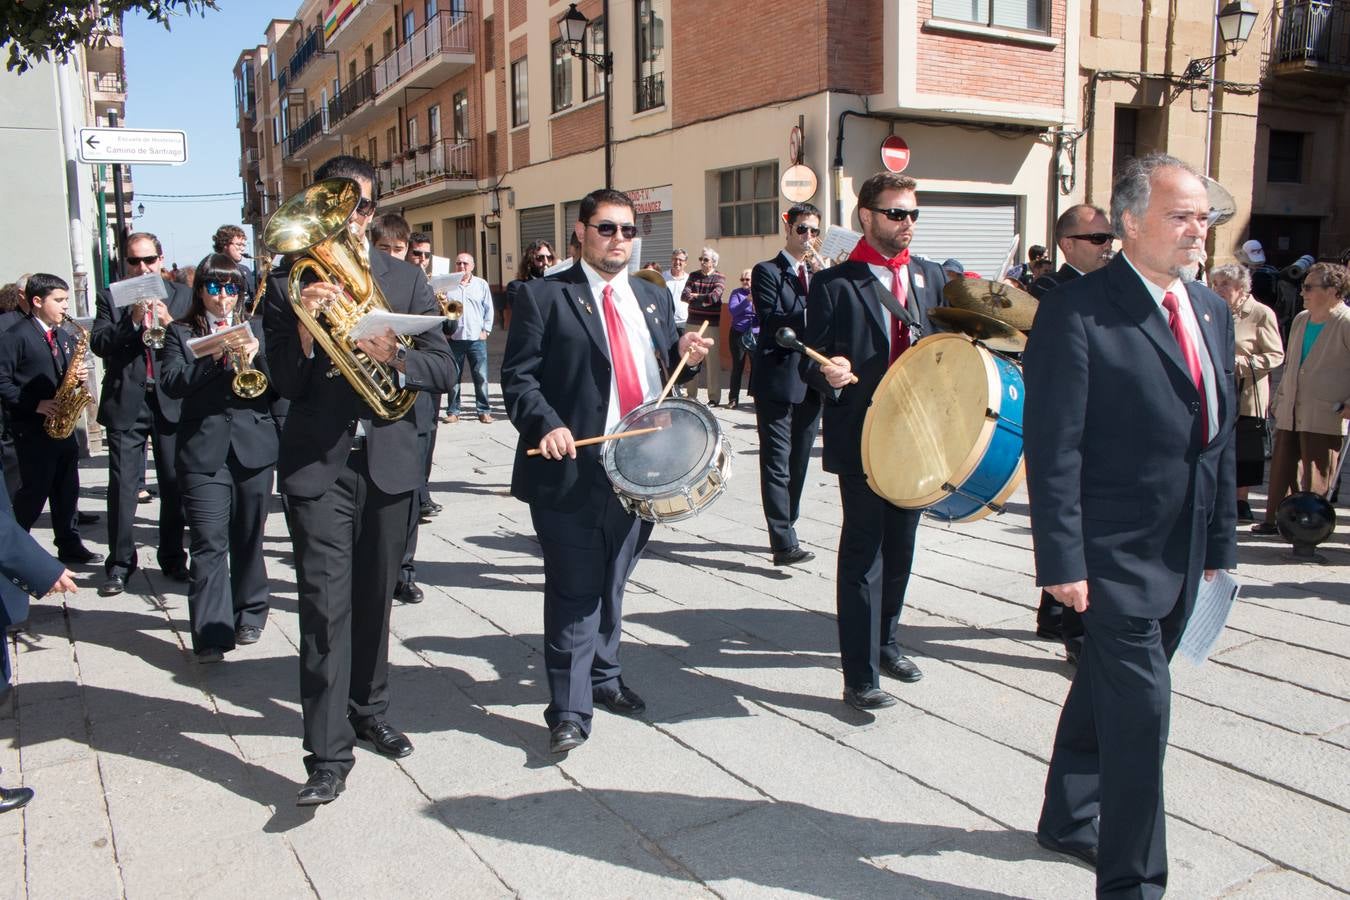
[
  {"xmin": 558, "ymin": 2, "xmax": 613, "ymax": 189},
  {"xmin": 1183, "ymin": 0, "xmax": 1260, "ymax": 81}
]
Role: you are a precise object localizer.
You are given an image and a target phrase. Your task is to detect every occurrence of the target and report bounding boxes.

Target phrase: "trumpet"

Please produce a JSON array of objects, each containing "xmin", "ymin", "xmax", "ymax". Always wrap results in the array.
[
  {"xmin": 803, "ymin": 236, "xmax": 832, "ymax": 273},
  {"xmin": 436, "ymin": 290, "xmax": 463, "ymax": 322},
  {"xmin": 142, "ymin": 301, "xmax": 167, "ymax": 349},
  {"xmin": 229, "ymin": 348, "xmax": 269, "ymax": 399}
]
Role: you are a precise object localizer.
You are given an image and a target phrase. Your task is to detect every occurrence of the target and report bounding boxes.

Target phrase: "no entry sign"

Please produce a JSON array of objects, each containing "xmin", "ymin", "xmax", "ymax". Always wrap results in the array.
[{"xmin": 880, "ymin": 135, "xmax": 910, "ymax": 173}]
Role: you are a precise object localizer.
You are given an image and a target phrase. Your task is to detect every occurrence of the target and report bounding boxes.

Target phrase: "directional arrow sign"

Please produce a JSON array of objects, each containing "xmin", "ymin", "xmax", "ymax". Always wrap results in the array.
[{"xmin": 77, "ymin": 128, "xmax": 188, "ymax": 165}]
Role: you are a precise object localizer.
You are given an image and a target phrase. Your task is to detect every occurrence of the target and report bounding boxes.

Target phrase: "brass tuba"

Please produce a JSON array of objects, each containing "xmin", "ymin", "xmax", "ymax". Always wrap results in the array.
[
  {"xmin": 261, "ymin": 178, "xmax": 415, "ymax": 420},
  {"xmin": 44, "ymin": 316, "xmax": 94, "ymax": 439}
]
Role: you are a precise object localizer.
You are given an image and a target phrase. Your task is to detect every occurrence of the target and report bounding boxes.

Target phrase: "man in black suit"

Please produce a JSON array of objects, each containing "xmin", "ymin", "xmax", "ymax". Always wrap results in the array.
[
  {"xmin": 1024, "ymin": 154, "xmax": 1236, "ymax": 895},
  {"xmin": 263, "ymin": 155, "xmax": 454, "ymax": 806},
  {"xmin": 1026, "ymin": 202, "xmax": 1114, "ymax": 662},
  {"xmin": 91, "ymin": 232, "xmax": 192, "ymax": 595},
  {"xmin": 502, "ymin": 188, "xmax": 712, "ymax": 755},
  {"xmin": 0, "ymin": 274, "xmax": 101, "ymax": 565},
  {"xmin": 800, "ymin": 172, "xmax": 946, "ymax": 711},
  {"xmin": 751, "ymin": 202, "xmax": 824, "ymax": 568}
]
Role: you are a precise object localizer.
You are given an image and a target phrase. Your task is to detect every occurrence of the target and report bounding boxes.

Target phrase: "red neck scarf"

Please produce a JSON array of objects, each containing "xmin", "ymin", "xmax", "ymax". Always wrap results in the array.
[{"xmin": 849, "ymin": 239, "xmax": 910, "ymax": 271}]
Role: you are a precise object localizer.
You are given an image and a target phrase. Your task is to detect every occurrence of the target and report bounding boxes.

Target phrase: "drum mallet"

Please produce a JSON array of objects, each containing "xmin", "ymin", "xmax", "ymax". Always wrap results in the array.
[
  {"xmin": 655, "ymin": 320, "xmax": 711, "ymax": 407},
  {"xmin": 527, "ymin": 426, "xmax": 664, "ymax": 457},
  {"xmin": 775, "ymin": 327, "xmax": 858, "ymax": 384}
]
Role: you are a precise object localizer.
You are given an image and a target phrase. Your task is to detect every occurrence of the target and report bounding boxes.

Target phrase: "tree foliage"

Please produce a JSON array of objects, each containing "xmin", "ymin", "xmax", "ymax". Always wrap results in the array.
[{"xmin": 1, "ymin": 1, "xmax": 219, "ymax": 74}]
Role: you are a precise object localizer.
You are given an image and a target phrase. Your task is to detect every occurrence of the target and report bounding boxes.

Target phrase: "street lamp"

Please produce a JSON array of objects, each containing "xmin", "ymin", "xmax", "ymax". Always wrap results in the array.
[
  {"xmin": 1182, "ymin": 0, "xmax": 1259, "ymax": 81},
  {"xmin": 557, "ymin": 2, "xmax": 613, "ymax": 189},
  {"xmin": 135, "ymin": 202, "xmax": 145, "ymax": 217}
]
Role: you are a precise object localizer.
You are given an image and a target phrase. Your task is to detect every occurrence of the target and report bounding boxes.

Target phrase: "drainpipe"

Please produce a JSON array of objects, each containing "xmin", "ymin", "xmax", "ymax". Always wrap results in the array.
[{"xmin": 56, "ymin": 60, "xmax": 90, "ymax": 315}]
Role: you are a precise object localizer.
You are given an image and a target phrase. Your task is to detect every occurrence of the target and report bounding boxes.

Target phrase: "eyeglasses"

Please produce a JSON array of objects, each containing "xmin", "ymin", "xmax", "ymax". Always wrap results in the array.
[
  {"xmin": 795, "ymin": 224, "xmax": 821, "ymax": 236},
  {"xmin": 585, "ymin": 221, "xmax": 638, "ymax": 240},
  {"xmin": 454, "ymin": 260, "xmax": 473, "ymax": 267},
  {"xmin": 354, "ymin": 197, "xmax": 377, "ymax": 216},
  {"xmin": 1302, "ymin": 282, "xmax": 1330, "ymax": 290},
  {"xmin": 698, "ymin": 256, "xmax": 712, "ymax": 262},
  {"xmin": 535, "ymin": 254, "xmax": 554, "ymax": 263},
  {"xmin": 740, "ymin": 278, "xmax": 751, "ymax": 283},
  {"xmin": 203, "ymin": 281, "xmax": 240, "ymax": 297},
  {"xmin": 407, "ymin": 250, "xmax": 430, "ymax": 259},
  {"xmin": 866, "ymin": 206, "xmax": 920, "ymax": 223},
  {"xmin": 126, "ymin": 254, "xmax": 160, "ymax": 266},
  {"xmin": 1068, "ymin": 233, "xmax": 1113, "ymax": 245}
]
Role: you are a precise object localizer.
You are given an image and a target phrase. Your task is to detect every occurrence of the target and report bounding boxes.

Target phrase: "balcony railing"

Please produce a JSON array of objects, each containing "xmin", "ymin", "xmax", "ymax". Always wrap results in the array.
[
  {"xmin": 636, "ymin": 71, "xmax": 664, "ymax": 112},
  {"xmin": 373, "ymin": 10, "xmax": 473, "ymax": 94},
  {"xmin": 376, "ymin": 138, "xmax": 475, "ymax": 196},
  {"xmin": 91, "ymin": 71, "xmax": 125, "ymax": 94},
  {"xmin": 286, "ymin": 110, "xmax": 326, "ymax": 157},
  {"xmin": 289, "ymin": 29, "xmax": 324, "ymax": 81},
  {"xmin": 278, "ymin": 67, "xmax": 290, "ymax": 92},
  {"xmin": 328, "ymin": 68, "xmax": 375, "ymax": 126},
  {"xmin": 1262, "ymin": 0, "xmax": 1350, "ymax": 76}
]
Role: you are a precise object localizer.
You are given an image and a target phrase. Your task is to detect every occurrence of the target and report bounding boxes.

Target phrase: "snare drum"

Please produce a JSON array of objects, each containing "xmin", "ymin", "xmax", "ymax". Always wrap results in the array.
[
  {"xmin": 602, "ymin": 397, "xmax": 732, "ymax": 522},
  {"xmin": 861, "ymin": 332, "xmax": 1025, "ymax": 523}
]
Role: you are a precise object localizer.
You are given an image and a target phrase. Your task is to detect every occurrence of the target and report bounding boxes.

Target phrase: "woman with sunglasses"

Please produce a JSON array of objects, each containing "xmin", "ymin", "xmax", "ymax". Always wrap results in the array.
[
  {"xmin": 1252, "ymin": 261, "xmax": 1350, "ymax": 534},
  {"xmin": 726, "ymin": 269, "xmax": 759, "ymax": 409},
  {"xmin": 683, "ymin": 247, "xmax": 727, "ymax": 405},
  {"xmin": 159, "ymin": 254, "xmax": 279, "ymax": 662}
]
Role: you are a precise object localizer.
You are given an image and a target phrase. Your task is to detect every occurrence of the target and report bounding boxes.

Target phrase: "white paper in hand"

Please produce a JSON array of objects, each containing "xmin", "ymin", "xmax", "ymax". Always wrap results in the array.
[
  {"xmin": 109, "ymin": 273, "xmax": 169, "ymax": 308},
  {"xmin": 347, "ymin": 310, "xmax": 449, "ymax": 341},
  {"xmin": 428, "ymin": 273, "xmax": 464, "ymax": 295},
  {"xmin": 819, "ymin": 225, "xmax": 862, "ymax": 263},
  {"xmin": 1178, "ymin": 570, "xmax": 1240, "ymax": 665},
  {"xmin": 544, "ymin": 258, "xmax": 575, "ymax": 278},
  {"xmin": 185, "ymin": 323, "xmax": 251, "ymax": 359}
]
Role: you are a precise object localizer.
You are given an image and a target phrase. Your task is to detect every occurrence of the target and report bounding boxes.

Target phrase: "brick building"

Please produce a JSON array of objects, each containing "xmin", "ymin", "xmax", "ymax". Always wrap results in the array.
[{"xmin": 235, "ymin": 0, "xmax": 1081, "ymax": 298}]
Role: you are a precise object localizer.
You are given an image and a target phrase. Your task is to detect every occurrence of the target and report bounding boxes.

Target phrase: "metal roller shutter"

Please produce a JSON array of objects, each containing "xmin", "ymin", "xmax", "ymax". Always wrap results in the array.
[
  {"xmin": 635, "ymin": 209, "xmax": 672, "ymax": 268},
  {"xmin": 518, "ymin": 205, "xmax": 556, "ymax": 258},
  {"xmin": 907, "ymin": 194, "xmax": 1019, "ymax": 278}
]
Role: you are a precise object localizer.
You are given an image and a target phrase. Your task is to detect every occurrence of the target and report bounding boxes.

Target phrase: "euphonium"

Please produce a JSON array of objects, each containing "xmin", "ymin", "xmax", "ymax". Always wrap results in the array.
[
  {"xmin": 261, "ymin": 177, "xmax": 415, "ymax": 420},
  {"xmin": 44, "ymin": 315, "xmax": 94, "ymax": 439}
]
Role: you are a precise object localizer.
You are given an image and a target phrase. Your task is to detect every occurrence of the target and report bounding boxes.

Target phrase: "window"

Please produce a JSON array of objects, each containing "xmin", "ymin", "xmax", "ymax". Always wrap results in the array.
[
  {"xmin": 348, "ymin": 60, "xmax": 357, "ymax": 84},
  {"xmin": 364, "ymin": 46, "xmax": 374, "ymax": 70},
  {"xmin": 408, "ymin": 115, "xmax": 419, "ymax": 150},
  {"xmin": 551, "ymin": 40, "xmax": 573, "ymax": 112},
  {"xmin": 716, "ymin": 163, "xmax": 779, "ymax": 237},
  {"xmin": 383, "ymin": 28, "xmax": 394, "ymax": 55},
  {"xmin": 1113, "ymin": 107, "xmax": 1137, "ymax": 179},
  {"xmin": 403, "ymin": 11, "xmax": 415, "ymax": 41},
  {"xmin": 931, "ymin": 0, "xmax": 1048, "ymax": 31},
  {"xmin": 387, "ymin": 125, "xmax": 399, "ymax": 158},
  {"xmin": 511, "ymin": 58, "xmax": 529, "ymax": 127},
  {"xmin": 273, "ymin": 116, "xmax": 281, "ymax": 145},
  {"xmin": 425, "ymin": 0, "xmax": 436, "ymax": 24},
  {"xmin": 367, "ymin": 137, "xmax": 378, "ymax": 161},
  {"xmin": 269, "ymin": 53, "xmax": 276, "ymax": 81},
  {"xmin": 583, "ymin": 15, "xmax": 606, "ymax": 100},
  {"xmin": 1268, "ymin": 130, "xmax": 1305, "ymax": 183},
  {"xmin": 453, "ymin": 91, "xmax": 469, "ymax": 141},
  {"xmin": 634, "ymin": 1, "xmax": 665, "ymax": 111},
  {"xmin": 428, "ymin": 104, "xmax": 441, "ymax": 144},
  {"xmin": 482, "ymin": 16, "xmax": 495, "ymax": 68}
]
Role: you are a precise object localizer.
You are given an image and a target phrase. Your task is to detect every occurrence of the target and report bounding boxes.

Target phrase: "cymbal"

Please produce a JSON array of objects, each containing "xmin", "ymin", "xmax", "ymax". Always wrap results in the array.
[
  {"xmin": 929, "ymin": 307, "xmax": 1027, "ymax": 353},
  {"xmin": 942, "ymin": 277, "xmax": 1038, "ymax": 332}
]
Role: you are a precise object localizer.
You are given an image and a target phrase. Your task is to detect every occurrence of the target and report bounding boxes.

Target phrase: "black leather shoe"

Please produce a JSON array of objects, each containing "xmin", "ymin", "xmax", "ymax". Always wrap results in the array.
[
  {"xmin": 57, "ymin": 545, "xmax": 102, "ymax": 565},
  {"xmin": 353, "ymin": 718, "xmax": 414, "ymax": 758},
  {"xmin": 880, "ymin": 655, "xmax": 923, "ymax": 683},
  {"xmin": 194, "ymin": 647, "xmax": 225, "ymax": 664},
  {"xmin": 394, "ymin": 581, "xmax": 424, "ymax": 604},
  {"xmin": 296, "ymin": 770, "xmax": 344, "ymax": 806},
  {"xmin": 1036, "ymin": 833, "xmax": 1098, "ymax": 868},
  {"xmin": 772, "ymin": 546, "xmax": 816, "ymax": 567},
  {"xmin": 76, "ymin": 511, "xmax": 100, "ymax": 525},
  {"xmin": 98, "ymin": 575, "xmax": 126, "ymax": 597},
  {"xmin": 1251, "ymin": 521, "xmax": 1279, "ymax": 536},
  {"xmin": 1035, "ymin": 625, "xmax": 1063, "ymax": 640},
  {"xmin": 235, "ymin": 625, "xmax": 263, "ymax": 645},
  {"xmin": 1236, "ymin": 499, "xmax": 1254, "ymax": 523},
  {"xmin": 162, "ymin": 564, "xmax": 190, "ymax": 582},
  {"xmin": 843, "ymin": 685, "xmax": 898, "ymax": 710},
  {"xmin": 549, "ymin": 722, "xmax": 586, "ymax": 754},
  {"xmin": 0, "ymin": 785, "xmax": 34, "ymax": 814},
  {"xmin": 593, "ymin": 683, "xmax": 646, "ymax": 716}
]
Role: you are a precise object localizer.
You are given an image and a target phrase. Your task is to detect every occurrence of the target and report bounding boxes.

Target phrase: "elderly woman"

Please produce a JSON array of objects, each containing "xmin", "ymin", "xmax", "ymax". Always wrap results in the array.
[
  {"xmin": 1210, "ymin": 264, "xmax": 1284, "ymax": 522},
  {"xmin": 682, "ymin": 247, "xmax": 726, "ymax": 405},
  {"xmin": 1252, "ymin": 262, "xmax": 1350, "ymax": 534}
]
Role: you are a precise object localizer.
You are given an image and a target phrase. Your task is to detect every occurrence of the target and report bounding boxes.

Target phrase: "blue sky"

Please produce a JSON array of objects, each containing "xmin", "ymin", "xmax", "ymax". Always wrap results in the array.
[{"xmin": 123, "ymin": 1, "xmax": 278, "ymax": 268}]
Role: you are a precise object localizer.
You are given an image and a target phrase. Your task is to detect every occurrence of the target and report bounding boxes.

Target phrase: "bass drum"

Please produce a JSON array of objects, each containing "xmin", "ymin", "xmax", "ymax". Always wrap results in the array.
[
  {"xmin": 602, "ymin": 397, "xmax": 732, "ymax": 523},
  {"xmin": 861, "ymin": 332, "xmax": 1025, "ymax": 523}
]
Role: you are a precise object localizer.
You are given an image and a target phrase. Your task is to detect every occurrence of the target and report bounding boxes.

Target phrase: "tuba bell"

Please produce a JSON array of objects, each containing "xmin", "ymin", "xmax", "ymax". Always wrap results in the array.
[{"xmin": 261, "ymin": 177, "xmax": 415, "ymax": 420}]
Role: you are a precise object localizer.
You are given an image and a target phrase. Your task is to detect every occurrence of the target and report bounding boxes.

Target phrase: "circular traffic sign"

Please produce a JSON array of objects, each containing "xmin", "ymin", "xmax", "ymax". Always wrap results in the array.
[{"xmin": 881, "ymin": 135, "xmax": 910, "ymax": 173}]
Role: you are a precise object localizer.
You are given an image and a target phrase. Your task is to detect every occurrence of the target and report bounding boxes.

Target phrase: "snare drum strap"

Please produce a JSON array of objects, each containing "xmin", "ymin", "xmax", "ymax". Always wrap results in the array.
[{"xmin": 868, "ymin": 280, "xmax": 923, "ymax": 347}]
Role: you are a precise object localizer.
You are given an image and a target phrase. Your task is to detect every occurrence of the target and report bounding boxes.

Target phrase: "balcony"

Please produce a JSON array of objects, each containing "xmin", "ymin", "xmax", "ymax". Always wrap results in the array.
[
  {"xmin": 376, "ymin": 138, "xmax": 477, "ymax": 205},
  {"xmin": 1262, "ymin": 0, "xmax": 1350, "ymax": 81},
  {"xmin": 326, "ymin": 67, "xmax": 379, "ymax": 133},
  {"xmin": 373, "ymin": 10, "xmax": 474, "ymax": 102},
  {"xmin": 288, "ymin": 29, "xmax": 324, "ymax": 82},
  {"xmin": 635, "ymin": 71, "xmax": 665, "ymax": 112},
  {"xmin": 285, "ymin": 110, "xmax": 330, "ymax": 159},
  {"xmin": 324, "ymin": 0, "xmax": 387, "ymax": 54}
]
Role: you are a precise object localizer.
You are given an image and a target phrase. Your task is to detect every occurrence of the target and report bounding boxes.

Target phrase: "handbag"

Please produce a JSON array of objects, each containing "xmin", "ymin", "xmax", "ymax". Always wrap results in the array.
[{"xmin": 1235, "ymin": 370, "xmax": 1271, "ymax": 463}]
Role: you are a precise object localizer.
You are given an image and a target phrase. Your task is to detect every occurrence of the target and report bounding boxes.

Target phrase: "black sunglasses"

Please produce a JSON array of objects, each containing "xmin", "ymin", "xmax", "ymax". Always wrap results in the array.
[
  {"xmin": 355, "ymin": 197, "xmax": 377, "ymax": 215},
  {"xmin": 1069, "ymin": 233, "xmax": 1113, "ymax": 245},
  {"xmin": 585, "ymin": 221, "xmax": 638, "ymax": 240},
  {"xmin": 866, "ymin": 206, "xmax": 919, "ymax": 223},
  {"xmin": 407, "ymin": 249, "xmax": 430, "ymax": 259},
  {"xmin": 795, "ymin": 224, "xmax": 821, "ymax": 236},
  {"xmin": 535, "ymin": 254, "xmax": 555, "ymax": 263},
  {"xmin": 127, "ymin": 254, "xmax": 160, "ymax": 266}
]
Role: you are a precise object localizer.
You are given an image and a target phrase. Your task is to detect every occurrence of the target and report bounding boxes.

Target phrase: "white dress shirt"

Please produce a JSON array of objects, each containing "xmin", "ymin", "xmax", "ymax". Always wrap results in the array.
[
  {"xmin": 582, "ymin": 260, "xmax": 662, "ymax": 432},
  {"xmin": 866, "ymin": 261, "xmax": 912, "ymax": 356}
]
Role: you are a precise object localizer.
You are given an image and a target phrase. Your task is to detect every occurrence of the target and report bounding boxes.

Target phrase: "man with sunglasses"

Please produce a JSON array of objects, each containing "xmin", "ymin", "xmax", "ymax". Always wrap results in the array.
[
  {"xmin": 750, "ymin": 202, "xmax": 825, "ymax": 568},
  {"xmin": 502, "ymin": 188, "xmax": 713, "ymax": 756},
  {"xmin": 443, "ymin": 253, "xmax": 494, "ymax": 424},
  {"xmin": 91, "ymin": 232, "xmax": 193, "ymax": 596},
  {"xmin": 1029, "ymin": 204, "xmax": 1114, "ymax": 302},
  {"xmin": 407, "ymin": 233, "xmax": 434, "ymax": 276},
  {"xmin": 800, "ymin": 172, "xmax": 947, "ymax": 711},
  {"xmin": 264, "ymin": 154, "xmax": 454, "ymax": 806},
  {"xmin": 212, "ymin": 224, "xmax": 257, "ymax": 313}
]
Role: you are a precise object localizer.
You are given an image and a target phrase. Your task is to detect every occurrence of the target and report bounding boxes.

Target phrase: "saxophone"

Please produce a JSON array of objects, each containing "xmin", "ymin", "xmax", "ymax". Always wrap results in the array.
[{"xmin": 44, "ymin": 316, "xmax": 94, "ymax": 439}]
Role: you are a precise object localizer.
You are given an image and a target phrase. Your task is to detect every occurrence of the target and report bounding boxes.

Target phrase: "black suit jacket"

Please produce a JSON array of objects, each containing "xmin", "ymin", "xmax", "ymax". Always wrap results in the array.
[
  {"xmin": 749, "ymin": 252, "xmax": 811, "ymax": 404},
  {"xmin": 263, "ymin": 249, "xmax": 454, "ymax": 499},
  {"xmin": 502, "ymin": 262, "xmax": 695, "ymax": 511},
  {"xmin": 0, "ymin": 485, "xmax": 63, "ymax": 681},
  {"xmin": 1028, "ymin": 263, "xmax": 1080, "ymax": 300},
  {"xmin": 799, "ymin": 256, "xmax": 947, "ymax": 475},
  {"xmin": 91, "ymin": 279, "xmax": 192, "ymax": 428},
  {"xmin": 0, "ymin": 317, "xmax": 78, "ymax": 435},
  {"xmin": 158, "ymin": 319, "xmax": 280, "ymax": 474},
  {"xmin": 1023, "ymin": 254, "xmax": 1237, "ymax": 620}
]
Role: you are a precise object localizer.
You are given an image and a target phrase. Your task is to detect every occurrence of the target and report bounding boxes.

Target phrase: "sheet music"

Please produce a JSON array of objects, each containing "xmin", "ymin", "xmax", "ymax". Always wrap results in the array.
[
  {"xmin": 428, "ymin": 273, "xmax": 464, "ymax": 294},
  {"xmin": 108, "ymin": 273, "xmax": 169, "ymax": 308},
  {"xmin": 347, "ymin": 310, "xmax": 450, "ymax": 341},
  {"xmin": 627, "ymin": 238, "xmax": 642, "ymax": 274},
  {"xmin": 819, "ymin": 225, "xmax": 861, "ymax": 263},
  {"xmin": 543, "ymin": 258, "xmax": 575, "ymax": 278},
  {"xmin": 185, "ymin": 323, "xmax": 252, "ymax": 359},
  {"xmin": 995, "ymin": 233, "xmax": 1021, "ymax": 282},
  {"xmin": 1178, "ymin": 569, "xmax": 1240, "ymax": 665},
  {"xmin": 430, "ymin": 255, "xmax": 452, "ymax": 276}
]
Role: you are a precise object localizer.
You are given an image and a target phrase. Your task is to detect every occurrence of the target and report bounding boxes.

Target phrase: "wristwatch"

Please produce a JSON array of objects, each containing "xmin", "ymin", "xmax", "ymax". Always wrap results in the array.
[{"xmin": 394, "ymin": 345, "xmax": 408, "ymax": 365}]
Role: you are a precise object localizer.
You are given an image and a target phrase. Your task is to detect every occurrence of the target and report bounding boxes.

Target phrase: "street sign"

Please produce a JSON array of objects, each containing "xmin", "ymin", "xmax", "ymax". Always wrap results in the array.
[
  {"xmin": 780, "ymin": 164, "xmax": 818, "ymax": 203},
  {"xmin": 77, "ymin": 128, "xmax": 189, "ymax": 165},
  {"xmin": 880, "ymin": 135, "xmax": 910, "ymax": 173}
]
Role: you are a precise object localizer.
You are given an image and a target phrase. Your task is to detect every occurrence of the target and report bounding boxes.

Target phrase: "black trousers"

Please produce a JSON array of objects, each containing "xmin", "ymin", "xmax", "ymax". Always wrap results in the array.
[
  {"xmin": 530, "ymin": 489, "xmax": 652, "ymax": 736},
  {"xmin": 836, "ymin": 473, "xmax": 921, "ymax": 689},
  {"xmin": 399, "ymin": 425, "xmax": 436, "ymax": 585},
  {"xmin": 728, "ymin": 332, "xmax": 753, "ymax": 402},
  {"xmin": 1, "ymin": 419, "xmax": 20, "ymax": 500},
  {"xmin": 289, "ymin": 448, "xmax": 412, "ymax": 778},
  {"xmin": 179, "ymin": 452, "xmax": 273, "ymax": 652},
  {"xmin": 12, "ymin": 430, "xmax": 81, "ymax": 551},
  {"xmin": 755, "ymin": 393, "xmax": 821, "ymax": 554},
  {"xmin": 105, "ymin": 393, "xmax": 187, "ymax": 577},
  {"xmin": 1037, "ymin": 590, "xmax": 1084, "ymax": 657},
  {"xmin": 1039, "ymin": 596, "xmax": 1189, "ymax": 899}
]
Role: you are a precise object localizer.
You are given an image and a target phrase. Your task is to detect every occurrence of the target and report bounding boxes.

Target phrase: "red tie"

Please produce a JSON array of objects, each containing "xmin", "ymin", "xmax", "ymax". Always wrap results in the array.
[
  {"xmin": 216, "ymin": 320, "xmax": 228, "ymax": 329},
  {"xmin": 797, "ymin": 263, "xmax": 808, "ymax": 294},
  {"xmin": 1162, "ymin": 291, "xmax": 1208, "ymax": 443},
  {"xmin": 44, "ymin": 329, "xmax": 58, "ymax": 362},
  {"xmin": 888, "ymin": 261, "xmax": 910, "ymax": 364},
  {"xmin": 601, "ymin": 284, "xmax": 644, "ymax": 416}
]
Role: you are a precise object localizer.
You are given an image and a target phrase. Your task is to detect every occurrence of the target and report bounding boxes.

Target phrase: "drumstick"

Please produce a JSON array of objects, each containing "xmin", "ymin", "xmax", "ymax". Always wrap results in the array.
[
  {"xmin": 655, "ymin": 320, "xmax": 710, "ymax": 407},
  {"xmin": 775, "ymin": 327, "xmax": 859, "ymax": 384},
  {"xmin": 526, "ymin": 425, "xmax": 664, "ymax": 457}
]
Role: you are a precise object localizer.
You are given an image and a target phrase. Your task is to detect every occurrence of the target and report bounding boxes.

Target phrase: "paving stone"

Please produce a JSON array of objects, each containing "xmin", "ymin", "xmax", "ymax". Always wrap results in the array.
[
  {"xmin": 1212, "ymin": 638, "xmax": 1350, "ymax": 699},
  {"xmin": 20, "ymin": 756, "xmax": 121, "ymax": 900}
]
